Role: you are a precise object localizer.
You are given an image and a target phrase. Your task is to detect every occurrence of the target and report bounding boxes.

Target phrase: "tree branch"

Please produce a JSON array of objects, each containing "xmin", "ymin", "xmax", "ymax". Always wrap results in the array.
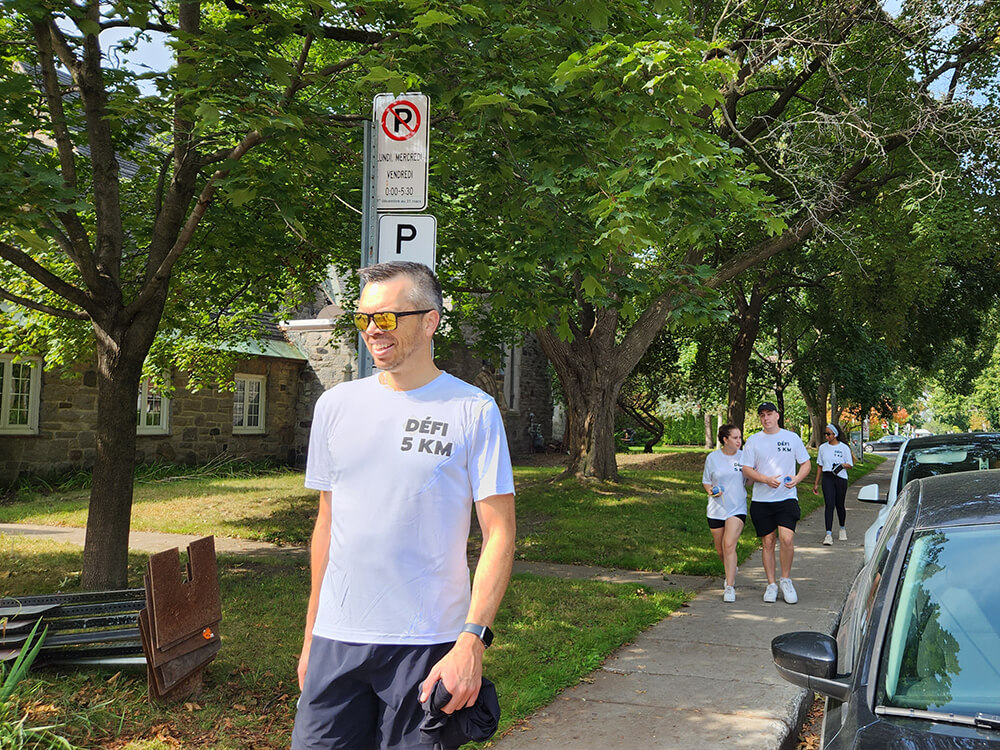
[
  {"xmin": 126, "ymin": 130, "xmax": 265, "ymax": 320},
  {"xmin": 0, "ymin": 240, "xmax": 96, "ymax": 316},
  {"xmin": 0, "ymin": 286, "xmax": 88, "ymax": 320}
]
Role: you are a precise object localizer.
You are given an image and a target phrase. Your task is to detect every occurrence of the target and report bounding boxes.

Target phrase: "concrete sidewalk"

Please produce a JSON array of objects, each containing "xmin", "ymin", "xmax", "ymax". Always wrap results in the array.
[{"xmin": 491, "ymin": 457, "xmax": 893, "ymax": 750}]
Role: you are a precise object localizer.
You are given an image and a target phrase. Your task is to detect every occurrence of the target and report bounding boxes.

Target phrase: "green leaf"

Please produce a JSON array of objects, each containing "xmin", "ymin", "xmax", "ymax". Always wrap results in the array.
[
  {"xmin": 77, "ymin": 19, "xmax": 101, "ymax": 37},
  {"xmin": 228, "ymin": 188, "xmax": 256, "ymax": 207},
  {"xmin": 13, "ymin": 228, "xmax": 49, "ymax": 252},
  {"xmin": 194, "ymin": 101, "xmax": 219, "ymax": 128},
  {"xmin": 468, "ymin": 93, "xmax": 509, "ymax": 109},
  {"xmin": 414, "ymin": 10, "xmax": 458, "ymax": 29},
  {"xmin": 581, "ymin": 275, "xmax": 604, "ymax": 298}
]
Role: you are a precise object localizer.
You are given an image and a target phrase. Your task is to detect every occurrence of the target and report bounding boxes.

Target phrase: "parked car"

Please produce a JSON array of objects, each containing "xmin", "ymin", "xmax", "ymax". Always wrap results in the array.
[
  {"xmin": 863, "ymin": 434, "xmax": 906, "ymax": 452},
  {"xmin": 772, "ymin": 470, "xmax": 1000, "ymax": 749},
  {"xmin": 859, "ymin": 432, "xmax": 1000, "ymax": 560}
]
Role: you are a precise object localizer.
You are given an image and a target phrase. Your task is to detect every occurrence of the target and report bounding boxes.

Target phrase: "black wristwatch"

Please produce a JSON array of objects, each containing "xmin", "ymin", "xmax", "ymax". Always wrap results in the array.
[{"xmin": 461, "ymin": 622, "xmax": 494, "ymax": 648}]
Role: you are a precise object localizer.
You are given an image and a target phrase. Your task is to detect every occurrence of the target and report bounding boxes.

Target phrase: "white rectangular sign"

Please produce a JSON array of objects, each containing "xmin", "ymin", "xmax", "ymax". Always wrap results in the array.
[
  {"xmin": 374, "ymin": 93, "xmax": 429, "ymax": 211},
  {"xmin": 378, "ymin": 214, "xmax": 437, "ymax": 267}
]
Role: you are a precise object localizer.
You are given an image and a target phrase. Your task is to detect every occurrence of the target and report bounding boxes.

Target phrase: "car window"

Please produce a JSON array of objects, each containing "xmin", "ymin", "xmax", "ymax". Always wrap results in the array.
[
  {"xmin": 877, "ymin": 524, "xmax": 1000, "ymax": 715},
  {"xmin": 838, "ymin": 494, "xmax": 909, "ymax": 673},
  {"xmin": 899, "ymin": 443, "xmax": 1000, "ymax": 491}
]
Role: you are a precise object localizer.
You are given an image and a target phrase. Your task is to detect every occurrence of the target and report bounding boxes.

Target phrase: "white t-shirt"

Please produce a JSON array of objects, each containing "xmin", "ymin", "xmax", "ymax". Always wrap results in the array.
[
  {"xmin": 817, "ymin": 442, "xmax": 853, "ymax": 479},
  {"xmin": 304, "ymin": 372, "xmax": 515, "ymax": 645},
  {"xmin": 701, "ymin": 449, "xmax": 748, "ymax": 519},
  {"xmin": 742, "ymin": 428, "xmax": 810, "ymax": 503}
]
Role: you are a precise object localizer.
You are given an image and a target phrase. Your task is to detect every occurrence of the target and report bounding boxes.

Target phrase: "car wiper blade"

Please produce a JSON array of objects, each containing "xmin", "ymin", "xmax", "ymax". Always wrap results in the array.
[{"xmin": 875, "ymin": 705, "xmax": 978, "ymax": 727}]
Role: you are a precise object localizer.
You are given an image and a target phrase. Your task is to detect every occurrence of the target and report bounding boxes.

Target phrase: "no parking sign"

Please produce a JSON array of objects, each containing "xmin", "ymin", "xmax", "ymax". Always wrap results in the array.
[{"xmin": 373, "ymin": 93, "xmax": 429, "ymax": 211}]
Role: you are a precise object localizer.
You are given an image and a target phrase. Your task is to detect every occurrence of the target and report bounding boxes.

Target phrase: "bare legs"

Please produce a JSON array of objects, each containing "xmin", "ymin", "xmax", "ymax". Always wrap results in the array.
[{"xmin": 711, "ymin": 517, "xmax": 745, "ymax": 587}]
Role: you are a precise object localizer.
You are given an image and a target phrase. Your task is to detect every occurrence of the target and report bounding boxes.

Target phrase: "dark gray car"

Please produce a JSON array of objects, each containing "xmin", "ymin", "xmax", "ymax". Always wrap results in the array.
[
  {"xmin": 772, "ymin": 471, "xmax": 1000, "ymax": 748},
  {"xmin": 863, "ymin": 434, "xmax": 907, "ymax": 453}
]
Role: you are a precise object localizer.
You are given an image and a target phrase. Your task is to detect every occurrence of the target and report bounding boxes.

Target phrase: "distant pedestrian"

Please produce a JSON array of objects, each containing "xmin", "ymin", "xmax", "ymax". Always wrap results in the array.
[
  {"xmin": 741, "ymin": 402, "xmax": 811, "ymax": 604},
  {"xmin": 812, "ymin": 423, "xmax": 854, "ymax": 545},
  {"xmin": 701, "ymin": 424, "xmax": 747, "ymax": 603}
]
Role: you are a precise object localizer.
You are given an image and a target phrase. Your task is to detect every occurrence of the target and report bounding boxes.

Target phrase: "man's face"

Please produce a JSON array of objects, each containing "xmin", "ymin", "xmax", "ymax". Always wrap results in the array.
[
  {"xmin": 357, "ymin": 277, "xmax": 434, "ymax": 373},
  {"xmin": 759, "ymin": 409, "xmax": 780, "ymax": 432}
]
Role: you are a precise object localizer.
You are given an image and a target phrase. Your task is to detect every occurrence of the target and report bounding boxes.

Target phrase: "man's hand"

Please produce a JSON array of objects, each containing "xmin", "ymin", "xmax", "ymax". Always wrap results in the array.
[
  {"xmin": 297, "ymin": 636, "xmax": 312, "ymax": 691},
  {"xmin": 766, "ymin": 474, "xmax": 783, "ymax": 488},
  {"xmin": 419, "ymin": 633, "xmax": 484, "ymax": 713}
]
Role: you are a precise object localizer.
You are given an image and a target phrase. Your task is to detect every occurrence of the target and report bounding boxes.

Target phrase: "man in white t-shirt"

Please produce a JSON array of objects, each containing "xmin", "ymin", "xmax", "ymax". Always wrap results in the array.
[
  {"xmin": 292, "ymin": 262, "xmax": 516, "ymax": 750},
  {"xmin": 741, "ymin": 402, "xmax": 811, "ymax": 604}
]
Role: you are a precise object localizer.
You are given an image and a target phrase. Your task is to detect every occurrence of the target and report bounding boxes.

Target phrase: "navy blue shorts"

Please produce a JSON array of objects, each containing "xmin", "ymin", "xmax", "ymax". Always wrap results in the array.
[
  {"xmin": 749, "ymin": 498, "xmax": 800, "ymax": 537},
  {"xmin": 291, "ymin": 638, "xmax": 455, "ymax": 750}
]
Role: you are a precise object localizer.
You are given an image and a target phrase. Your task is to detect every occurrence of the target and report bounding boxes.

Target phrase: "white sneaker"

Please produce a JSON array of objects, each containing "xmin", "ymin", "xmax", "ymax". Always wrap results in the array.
[
  {"xmin": 723, "ymin": 585, "xmax": 736, "ymax": 603},
  {"xmin": 763, "ymin": 583, "xmax": 778, "ymax": 603},
  {"xmin": 823, "ymin": 532, "xmax": 833, "ymax": 545},
  {"xmin": 839, "ymin": 528, "xmax": 848, "ymax": 541},
  {"xmin": 779, "ymin": 578, "xmax": 798, "ymax": 604}
]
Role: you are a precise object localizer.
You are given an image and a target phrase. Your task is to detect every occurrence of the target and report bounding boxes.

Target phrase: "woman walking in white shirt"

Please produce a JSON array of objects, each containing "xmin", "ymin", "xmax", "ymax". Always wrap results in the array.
[
  {"xmin": 812, "ymin": 423, "xmax": 854, "ymax": 545},
  {"xmin": 701, "ymin": 424, "xmax": 748, "ymax": 602}
]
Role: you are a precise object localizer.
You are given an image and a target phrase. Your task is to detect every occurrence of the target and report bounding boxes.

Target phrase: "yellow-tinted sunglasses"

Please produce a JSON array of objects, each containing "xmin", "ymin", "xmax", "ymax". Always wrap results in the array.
[{"xmin": 353, "ymin": 309, "xmax": 432, "ymax": 332}]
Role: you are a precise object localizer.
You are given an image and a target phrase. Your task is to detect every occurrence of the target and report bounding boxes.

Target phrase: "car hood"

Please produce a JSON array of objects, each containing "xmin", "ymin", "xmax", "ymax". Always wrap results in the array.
[{"xmin": 853, "ymin": 718, "xmax": 1000, "ymax": 748}]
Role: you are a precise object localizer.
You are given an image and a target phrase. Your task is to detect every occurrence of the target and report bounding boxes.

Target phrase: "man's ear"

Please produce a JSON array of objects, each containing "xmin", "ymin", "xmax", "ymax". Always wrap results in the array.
[{"xmin": 424, "ymin": 309, "xmax": 441, "ymax": 336}]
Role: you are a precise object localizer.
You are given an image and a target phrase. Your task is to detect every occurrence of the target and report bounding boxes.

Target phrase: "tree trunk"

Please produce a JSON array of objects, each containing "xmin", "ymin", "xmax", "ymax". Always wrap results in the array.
[
  {"xmin": 82, "ymin": 310, "xmax": 163, "ymax": 589},
  {"xmin": 561, "ymin": 376, "xmax": 622, "ymax": 479},
  {"xmin": 830, "ymin": 379, "xmax": 840, "ymax": 425},
  {"xmin": 536, "ymin": 318, "xmax": 633, "ymax": 481},
  {"xmin": 804, "ymin": 377, "xmax": 830, "ymax": 448},
  {"xmin": 704, "ymin": 412, "xmax": 713, "ymax": 449},
  {"xmin": 726, "ymin": 282, "xmax": 765, "ymax": 431}
]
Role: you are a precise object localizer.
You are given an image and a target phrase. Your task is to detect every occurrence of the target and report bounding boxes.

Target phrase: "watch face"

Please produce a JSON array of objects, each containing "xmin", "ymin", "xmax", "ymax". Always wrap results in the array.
[{"xmin": 481, "ymin": 626, "xmax": 494, "ymax": 647}]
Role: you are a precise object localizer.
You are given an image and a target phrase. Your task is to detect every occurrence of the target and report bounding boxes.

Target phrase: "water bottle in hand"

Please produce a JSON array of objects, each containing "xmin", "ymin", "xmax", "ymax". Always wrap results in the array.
[
  {"xmin": 711, "ymin": 485, "xmax": 723, "ymax": 497},
  {"xmin": 784, "ymin": 476, "xmax": 792, "ymax": 485}
]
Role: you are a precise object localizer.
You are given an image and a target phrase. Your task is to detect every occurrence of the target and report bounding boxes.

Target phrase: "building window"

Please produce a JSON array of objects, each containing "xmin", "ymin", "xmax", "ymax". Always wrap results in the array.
[
  {"xmin": 0, "ymin": 354, "xmax": 41, "ymax": 435},
  {"xmin": 136, "ymin": 377, "xmax": 170, "ymax": 435},
  {"xmin": 233, "ymin": 374, "xmax": 266, "ymax": 434},
  {"xmin": 501, "ymin": 345, "xmax": 521, "ymax": 413}
]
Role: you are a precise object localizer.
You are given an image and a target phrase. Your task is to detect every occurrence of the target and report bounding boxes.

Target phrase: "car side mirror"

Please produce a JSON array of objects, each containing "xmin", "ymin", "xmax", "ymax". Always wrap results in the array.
[
  {"xmin": 771, "ymin": 632, "xmax": 851, "ymax": 702},
  {"xmin": 857, "ymin": 483, "xmax": 883, "ymax": 504}
]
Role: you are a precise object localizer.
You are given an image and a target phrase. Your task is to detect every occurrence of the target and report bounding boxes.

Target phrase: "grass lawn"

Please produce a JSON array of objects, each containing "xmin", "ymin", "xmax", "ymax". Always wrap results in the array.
[
  {"xmin": 1, "ymin": 450, "xmax": 885, "ymax": 576},
  {"xmin": 0, "ymin": 536, "xmax": 687, "ymax": 749}
]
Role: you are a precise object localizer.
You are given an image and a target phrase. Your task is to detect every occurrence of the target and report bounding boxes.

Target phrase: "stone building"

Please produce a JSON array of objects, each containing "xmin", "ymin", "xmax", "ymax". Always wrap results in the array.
[{"xmin": 1, "ymin": 303, "xmax": 553, "ymax": 486}]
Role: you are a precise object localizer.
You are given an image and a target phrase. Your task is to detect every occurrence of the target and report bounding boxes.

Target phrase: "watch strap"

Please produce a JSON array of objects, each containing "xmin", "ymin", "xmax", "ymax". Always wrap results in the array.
[{"xmin": 461, "ymin": 622, "xmax": 494, "ymax": 647}]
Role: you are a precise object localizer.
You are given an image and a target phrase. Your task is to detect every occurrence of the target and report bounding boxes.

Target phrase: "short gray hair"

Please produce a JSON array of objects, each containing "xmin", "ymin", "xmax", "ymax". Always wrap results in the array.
[{"xmin": 358, "ymin": 262, "xmax": 443, "ymax": 314}]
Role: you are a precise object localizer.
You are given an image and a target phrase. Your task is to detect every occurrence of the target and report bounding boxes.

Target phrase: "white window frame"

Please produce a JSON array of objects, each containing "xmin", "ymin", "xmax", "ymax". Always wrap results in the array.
[
  {"xmin": 233, "ymin": 374, "xmax": 266, "ymax": 434},
  {"xmin": 0, "ymin": 354, "xmax": 41, "ymax": 435},
  {"xmin": 136, "ymin": 376, "xmax": 170, "ymax": 435}
]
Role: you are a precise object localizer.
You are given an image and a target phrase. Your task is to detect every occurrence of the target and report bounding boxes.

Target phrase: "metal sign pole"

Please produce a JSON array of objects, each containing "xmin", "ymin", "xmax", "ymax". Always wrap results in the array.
[{"xmin": 358, "ymin": 119, "xmax": 378, "ymax": 380}]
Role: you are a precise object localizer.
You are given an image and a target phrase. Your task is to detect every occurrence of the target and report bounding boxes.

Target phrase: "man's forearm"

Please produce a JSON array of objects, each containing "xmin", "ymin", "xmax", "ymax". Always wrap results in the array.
[
  {"xmin": 304, "ymin": 492, "xmax": 331, "ymax": 643},
  {"xmin": 466, "ymin": 494, "xmax": 516, "ymax": 627}
]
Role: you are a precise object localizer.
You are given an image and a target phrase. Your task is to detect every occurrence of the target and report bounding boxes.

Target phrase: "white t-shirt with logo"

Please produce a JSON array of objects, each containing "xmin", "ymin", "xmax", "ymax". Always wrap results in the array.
[
  {"xmin": 817, "ymin": 442, "xmax": 853, "ymax": 480},
  {"xmin": 742, "ymin": 428, "xmax": 810, "ymax": 503},
  {"xmin": 304, "ymin": 372, "xmax": 515, "ymax": 645},
  {"xmin": 701, "ymin": 449, "xmax": 748, "ymax": 519}
]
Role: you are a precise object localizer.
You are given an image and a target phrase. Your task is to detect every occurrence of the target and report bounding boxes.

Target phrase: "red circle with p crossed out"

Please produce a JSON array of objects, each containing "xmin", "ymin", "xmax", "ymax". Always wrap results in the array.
[{"xmin": 381, "ymin": 99, "xmax": 421, "ymax": 141}]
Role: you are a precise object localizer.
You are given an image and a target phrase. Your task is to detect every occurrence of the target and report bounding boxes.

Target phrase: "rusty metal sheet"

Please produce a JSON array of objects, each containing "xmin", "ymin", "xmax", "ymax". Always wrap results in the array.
[{"xmin": 145, "ymin": 536, "xmax": 221, "ymax": 651}]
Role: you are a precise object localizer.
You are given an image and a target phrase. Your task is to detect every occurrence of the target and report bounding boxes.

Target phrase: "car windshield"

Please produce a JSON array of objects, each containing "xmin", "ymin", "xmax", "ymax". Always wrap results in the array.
[
  {"xmin": 878, "ymin": 524, "xmax": 1000, "ymax": 716},
  {"xmin": 899, "ymin": 442, "xmax": 1000, "ymax": 490}
]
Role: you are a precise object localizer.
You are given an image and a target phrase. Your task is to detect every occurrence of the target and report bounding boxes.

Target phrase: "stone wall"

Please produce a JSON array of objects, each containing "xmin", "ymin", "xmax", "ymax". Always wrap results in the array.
[
  {"xmin": 0, "ymin": 356, "xmax": 305, "ymax": 486},
  {"xmin": 437, "ymin": 334, "xmax": 553, "ymax": 456},
  {"xmin": 283, "ymin": 327, "xmax": 356, "ymax": 468}
]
